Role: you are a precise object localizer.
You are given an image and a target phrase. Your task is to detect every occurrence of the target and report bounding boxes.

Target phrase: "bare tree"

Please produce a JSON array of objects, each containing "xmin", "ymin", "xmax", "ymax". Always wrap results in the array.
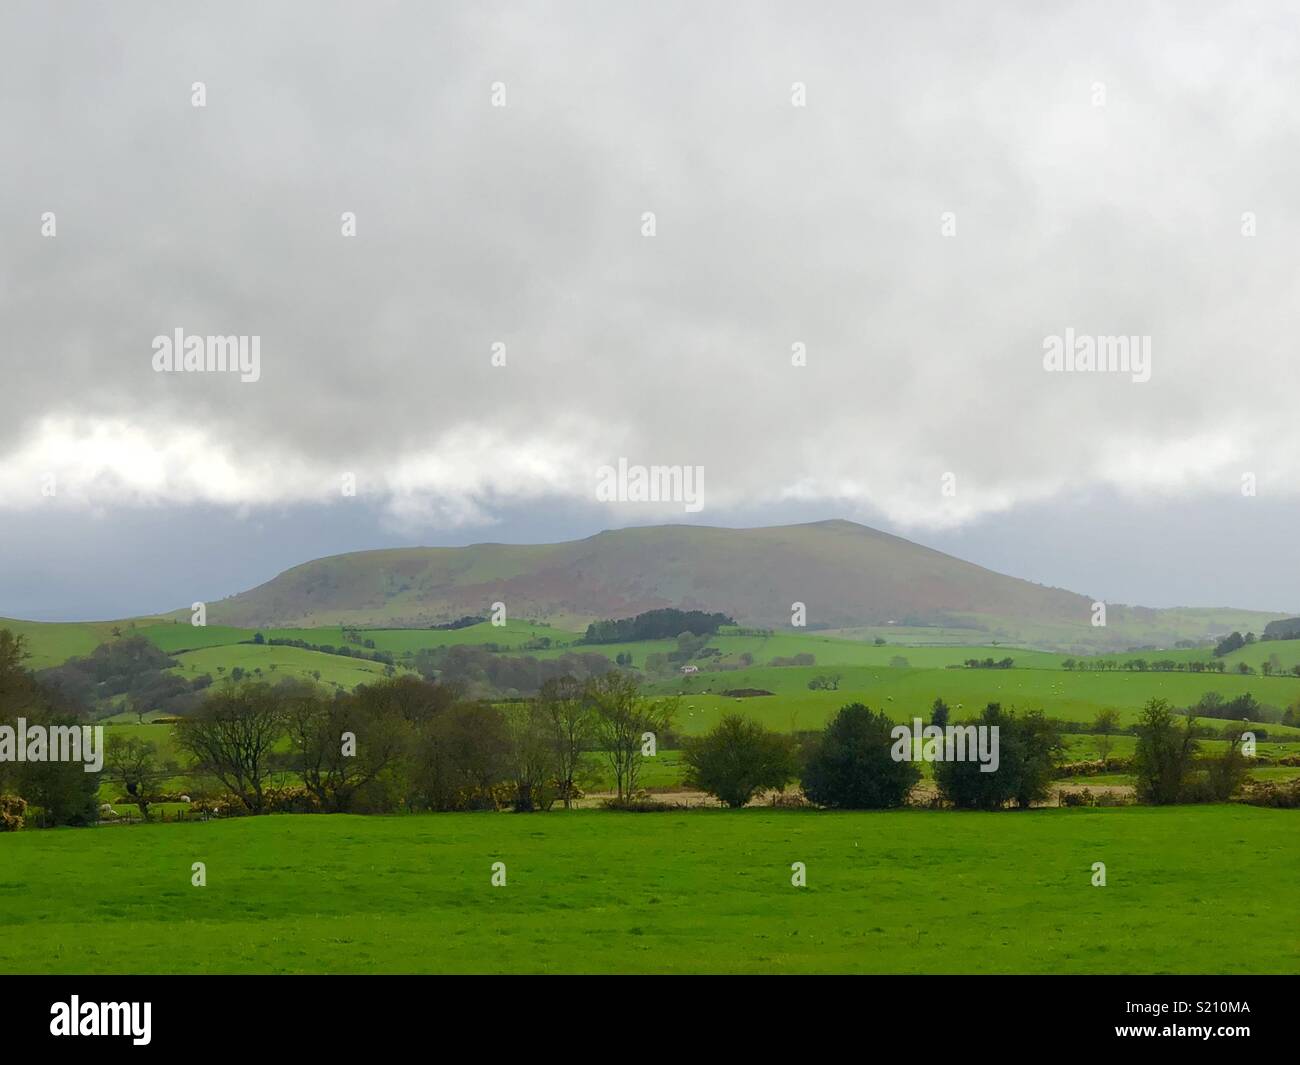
[
  {"xmin": 105, "ymin": 735, "xmax": 165, "ymax": 820},
  {"xmin": 503, "ymin": 699, "xmax": 558, "ymax": 811},
  {"xmin": 1093, "ymin": 707, "xmax": 1121, "ymax": 762},
  {"xmin": 587, "ymin": 672, "xmax": 675, "ymax": 801},
  {"xmin": 538, "ymin": 675, "xmax": 594, "ymax": 808},
  {"xmin": 286, "ymin": 681, "xmax": 408, "ymax": 812},
  {"xmin": 176, "ymin": 682, "xmax": 286, "ymax": 812}
]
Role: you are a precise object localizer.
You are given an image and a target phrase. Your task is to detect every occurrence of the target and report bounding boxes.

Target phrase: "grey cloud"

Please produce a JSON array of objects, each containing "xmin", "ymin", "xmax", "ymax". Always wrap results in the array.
[{"xmin": 1, "ymin": 1, "xmax": 1298, "ymax": 591}]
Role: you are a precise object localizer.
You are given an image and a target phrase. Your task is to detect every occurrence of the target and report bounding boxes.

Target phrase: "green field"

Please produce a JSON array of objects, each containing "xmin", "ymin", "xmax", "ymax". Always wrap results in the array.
[
  {"xmin": 123, "ymin": 623, "xmax": 1300, "ymax": 739},
  {"xmin": 0, "ymin": 806, "xmax": 1294, "ymax": 974},
  {"xmin": 19, "ymin": 613, "xmax": 1300, "ymax": 682},
  {"xmin": 1059, "ymin": 732, "xmax": 1298, "ymax": 762},
  {"xmin": 167, "ymin": 644, "xmax": 399, "ymax": 689},
  {"xmin": 0, "ymin": 617, "xmax": 161, "ymax": 669},
  {"xmin": 536, "ymin": 632, "xmax": 1066, "ymax": 670},
  {"xmin": 821, "ymin": 607, "xmax": 1283, "ymax": 653},
  {"xmin": 8, "ymin": 617, "xmax": 1300, "ymax": 747},
  {"xmin": 4, "ymin": 617, "xmax": 576, "ymax": 674},
  {"xmin": 656, "ymin": 664, "xmax": 1300, "ymax": 737},
  {"xmin": 136, "ymin": 624, "xmax": 260, "ymax": 654}
]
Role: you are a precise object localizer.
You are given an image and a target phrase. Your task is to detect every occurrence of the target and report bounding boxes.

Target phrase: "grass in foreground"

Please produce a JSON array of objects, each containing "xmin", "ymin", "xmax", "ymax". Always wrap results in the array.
[{"xmin": 0, "ymin": 806, "xmax": 1295, "ymax": 974}]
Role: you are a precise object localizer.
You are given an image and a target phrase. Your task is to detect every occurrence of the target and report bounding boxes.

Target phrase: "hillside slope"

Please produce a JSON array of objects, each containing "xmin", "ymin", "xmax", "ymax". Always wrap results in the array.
[{"xmin": 191, "ymin": 520, "xmax": 1284, "ymax": 649}]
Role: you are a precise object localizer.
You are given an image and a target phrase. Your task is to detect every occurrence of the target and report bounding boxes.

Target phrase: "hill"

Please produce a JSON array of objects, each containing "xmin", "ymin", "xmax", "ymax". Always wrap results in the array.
[{"xmin": 186, "ymin": 520, "xmax": 1284, "ymax": 651}]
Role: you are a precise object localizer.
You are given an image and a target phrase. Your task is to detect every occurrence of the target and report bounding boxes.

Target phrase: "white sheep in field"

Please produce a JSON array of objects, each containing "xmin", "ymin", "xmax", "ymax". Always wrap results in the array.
[{"xmin": 179, "ymin": 795, "xmax": 191, "ymax": 803}]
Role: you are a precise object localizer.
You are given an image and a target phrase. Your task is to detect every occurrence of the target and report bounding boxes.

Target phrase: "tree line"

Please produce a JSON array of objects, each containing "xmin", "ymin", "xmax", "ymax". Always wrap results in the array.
[
  {"xmin": 684, "ymin": 702, "xmax": 1061, "ymax": 810},
  {"xmin": 682, "ymin": 697, "xmax": 1257, "ymax": 810},
  {"xmin": 582, "ymin": 608, "xmax": 734, "ymax": 644},
  {"xmin": 158, "ymin": 672, "xmax": 677, "ymax": 816}
]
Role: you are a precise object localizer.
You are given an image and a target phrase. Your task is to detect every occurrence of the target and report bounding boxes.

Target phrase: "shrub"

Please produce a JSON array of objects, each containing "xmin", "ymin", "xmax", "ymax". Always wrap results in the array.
[
  {"xmin": 1201, "ymin": 735, "xmax": 1250, "ymax": 801},
  {"xmin": 684, "ymin": 715, "xmax": 797, "ymax": 808},
  {"xmin": 1053, "ymin": 757, "xmax": 1133, "ymax": 778},
  {"xmin": 1132, "ymin": 699, "xmax": 1199, "ymax": 804},
  {"xmin": 933, "ymin": 704, "xmax": 1060, "ymax": 810},
  {"xmin": 0, "ymin": 794, "xmax": 27, "ymax": 831},
  {"xmin": 262, "ymin": 785, "xmax": 322, "ymax": 813},
  {"xmin": 768, "ymin": 791, "xmax": 815, "ymax": 809},
  {"xmin": 1061, "ymin": 788, "xmax": 1131, "ymax": 808},
  {"xmin": 1238, "ymin": 778, "xmax": 1300, "ymax": 808},
  {"xmin": 801, "ymin": 703, "xmax": 919, "ymax": 809},
  {"xmin": 600, "ymin": 797, "xmax": 682, "ymax": 812}
]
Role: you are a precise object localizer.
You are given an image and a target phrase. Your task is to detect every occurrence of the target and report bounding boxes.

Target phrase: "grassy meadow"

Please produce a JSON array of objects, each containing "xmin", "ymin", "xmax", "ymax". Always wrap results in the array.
[
  {"xmin": 0, "ymin": 806, "xmax": 1294, "ymax": 974},
  {"xmin": 0, "ymin": 617, "xmax": 161, "ymax": 669},
  {"xmin": 658, "ymin": 663, "xmax": 1300, "ymax": 736},
  {"xmin": 166, "ymin": 643, "xmax": 395, "ymax": 690}
]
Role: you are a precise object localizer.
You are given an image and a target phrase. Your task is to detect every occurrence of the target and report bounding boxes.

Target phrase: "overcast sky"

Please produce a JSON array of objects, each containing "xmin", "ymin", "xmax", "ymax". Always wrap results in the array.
[{"xmin": 2, "ymin": 1, "xmax": 1298, "ymax": 621}]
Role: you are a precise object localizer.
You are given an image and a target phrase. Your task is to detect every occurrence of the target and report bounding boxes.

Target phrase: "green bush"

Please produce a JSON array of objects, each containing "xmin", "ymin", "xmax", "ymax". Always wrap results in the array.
[
  {"xmin": 934, "ymin": 704, "xmax": 1060, "ymax": 810},
  {"xmin": 684, "ymin": 715, "xmax": 797, "ymax": 808},
  {"xmin": 1133, "ymin": 699, "xmax": 1198, "ymax": 804},
  {"xmin": 802, "ymin": 704, "xmax": 919, "ymax": 809}
]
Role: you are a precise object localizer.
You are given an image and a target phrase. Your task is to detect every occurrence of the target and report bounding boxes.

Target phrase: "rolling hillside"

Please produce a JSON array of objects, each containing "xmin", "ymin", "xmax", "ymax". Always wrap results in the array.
[{"xmin": 187, "ymin": 520, "xmax": 1284, "ymax": 651}]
